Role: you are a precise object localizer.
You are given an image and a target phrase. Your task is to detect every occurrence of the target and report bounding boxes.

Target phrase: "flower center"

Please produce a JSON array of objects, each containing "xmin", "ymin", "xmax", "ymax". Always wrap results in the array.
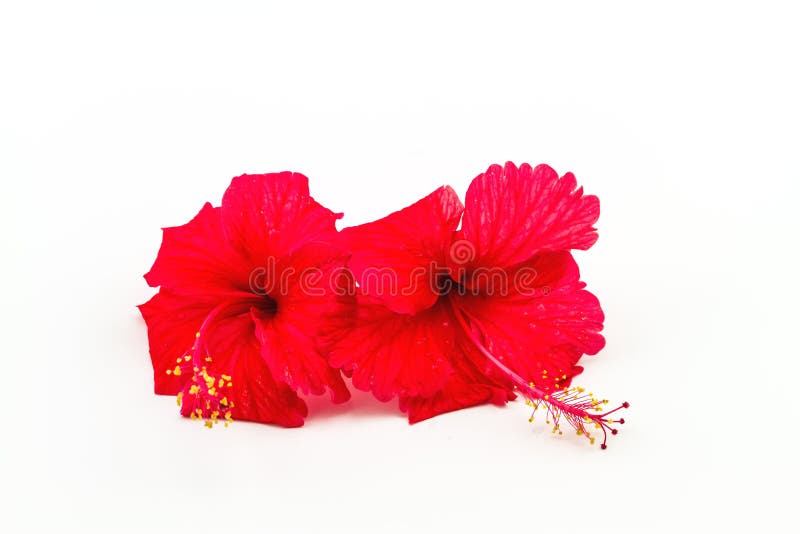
[
  {"xmin": 435, "ymin": 273, "xmax": 466, "ymax": 296},
  {"xmin": 258, "ymin": 294, "xmax": 278, "ymax": 316}
]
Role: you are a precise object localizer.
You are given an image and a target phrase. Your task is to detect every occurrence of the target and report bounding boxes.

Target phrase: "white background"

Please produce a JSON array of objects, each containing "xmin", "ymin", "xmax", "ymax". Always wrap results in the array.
[{"xmin": 3, "ymin": 1, "xmax": 798, "ymax": 532}]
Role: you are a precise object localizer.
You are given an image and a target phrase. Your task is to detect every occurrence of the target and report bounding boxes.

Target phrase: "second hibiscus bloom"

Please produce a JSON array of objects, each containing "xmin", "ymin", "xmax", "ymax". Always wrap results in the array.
[{"xmin": 330, "ymin": 162, "xmax": 626, "ymax": 446}]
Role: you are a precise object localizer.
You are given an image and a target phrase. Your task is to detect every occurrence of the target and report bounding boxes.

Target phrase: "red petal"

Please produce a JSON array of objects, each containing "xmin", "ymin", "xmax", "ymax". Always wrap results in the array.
[
  {"xmin": 221, "ymin": 172, "xmax": 341, "ymax": 264},
  {"xmin": 341, "ymin": 186, "xmax": 463, "ymax": 315},
  {"xmin": 138, "ymin": 289, "xmax": 217, "ymax": 395},
  {"xmin": 144, "ymin": 203, "xmax": 248, "ymax": 295},
  {"xmin": 183, "ymin": 312, "xmax": 308, "ymax": 427},
  {"xmin": 460, "ymin": 162, "xmax": 600, "ymax": 270},
  {"xmin": 400, "ymin": 355, "xmax": 514, "ymax": 424},
  {"xmin": 252, "ymin": 308, "xmax": 350, "ymax": 404},
  {"xmin": 327, "ymin": 296, "xmax": 458, "ymax": 401},
  {"xmin": 275, "ymin": 241, "xmax": 353, "ymax": 307},
  {"xmin": 454, "ymin": 251, "xmax": 605, "ymax": 391}
]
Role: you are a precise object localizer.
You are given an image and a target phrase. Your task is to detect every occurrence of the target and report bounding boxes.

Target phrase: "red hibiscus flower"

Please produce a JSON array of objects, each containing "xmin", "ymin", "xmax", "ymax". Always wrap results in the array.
[
  {"xmin": 330, "ymin": 162, "xmax": 627, "ymax": 447},
  {"xmin": 139, "ymin": 172, "xmax": 352, "ymax": 427}
]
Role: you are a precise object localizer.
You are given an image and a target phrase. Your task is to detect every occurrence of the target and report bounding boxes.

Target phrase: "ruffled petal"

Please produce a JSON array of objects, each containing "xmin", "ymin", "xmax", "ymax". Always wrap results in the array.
[
  {"xmin": 454, "ymin": 251, "xmax": 605, "ymax": 392},
  {"xmin": 341, "ymin": 186, "xmax": 463, "ymax": 315},
  {"xmin": 144, "ymin": 203, "xmax": 249, "ymax": 295},
  {"xmin": 252, "ymin": 308, "xmax": 350, "ymax": 404},
  {"xmin": 180, "ymin": 312, "xmax": 308, "ymax": 427},
  {"xmin": 460, "ymin": 162, "xmax": 600, "ymax": 270},
  {"xmin": 221, "ymin": 172, "xmax": 341, "ymax": 265},
  {"xmin": 399, "ymin": 354, "xmax": 514, "ymax": 424},
  {"xmin": 138, "ymin": 289, "xmax": 217, "ymax": 395},
  {"xmin": 327, "ymin": 295, "xmax": 458, "ymax": 401}
]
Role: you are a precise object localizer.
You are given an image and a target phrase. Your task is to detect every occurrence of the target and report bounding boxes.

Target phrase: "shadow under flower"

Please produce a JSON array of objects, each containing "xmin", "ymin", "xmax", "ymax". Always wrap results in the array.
[{"xmin": 304, "ymin": 384, "xmax": 404, "ymax": 422}]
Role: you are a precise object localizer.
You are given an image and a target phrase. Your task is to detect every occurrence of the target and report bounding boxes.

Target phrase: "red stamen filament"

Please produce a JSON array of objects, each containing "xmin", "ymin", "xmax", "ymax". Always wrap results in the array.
[{"xmin": 450, "ymin": 300, "xmax": 628, "ymax": 449}]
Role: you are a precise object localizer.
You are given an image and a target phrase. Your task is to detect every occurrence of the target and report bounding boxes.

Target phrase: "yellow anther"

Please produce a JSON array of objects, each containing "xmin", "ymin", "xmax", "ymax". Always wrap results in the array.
[
  {"xmin": 166, "ymin": 369, "xmax": 172, "ymax": 375},
  {"xmin": 184, "ymin": 355, "xmax": 191, "ymax": 362},
  {"xmin": 172, "ymin": 366, "xmax": 182, "ymax": 376},
  {"xmin": 195, "ymin": 332, "xmax": 201, "ymax": 338},
  {"xmin": 204, "ymin": 420, "xmax": 213, "ymax": 428},
  {"xmin": 205, "ymin": 356, "xmax": 212, "ymax": 362},
  {"xmin": 189, "ymin": 385, "xmax": 200, "ymax": 395},
  {"xmin": 225, "ymin": 412, "xmax": 233, "ymax": 422},
  {"xmin": 176, "ymin": 392, "xmax": 183, "ymax": 406},
  {"xmin": 208, "ymin": 387, "xmax": 216, "ymax": 396},
  {"xmin": 220, "ymin": 397, "xmax": 228, "ymax": 406}
]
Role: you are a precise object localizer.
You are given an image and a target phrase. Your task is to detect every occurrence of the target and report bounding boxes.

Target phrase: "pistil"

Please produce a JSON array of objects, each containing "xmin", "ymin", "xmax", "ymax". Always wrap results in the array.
[
  {"xmin": 450, "ymin": 299, "xmax": 628, "ymax": 448},
  {"xmin": 168, "ymin": 301, "xmax": 242, "ymax": 428}
]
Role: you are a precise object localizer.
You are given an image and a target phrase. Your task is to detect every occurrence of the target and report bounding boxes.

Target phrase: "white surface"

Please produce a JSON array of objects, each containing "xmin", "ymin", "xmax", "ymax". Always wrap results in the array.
[{"xmin": 3, "ymin": 1, "xmax": 798, "ymax": 532}]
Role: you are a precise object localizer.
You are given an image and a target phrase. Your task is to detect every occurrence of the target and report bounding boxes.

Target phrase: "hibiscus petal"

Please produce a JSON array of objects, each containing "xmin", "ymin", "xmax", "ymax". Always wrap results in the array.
[
  {"xmin": 221, "ymin": 172, "xmax": 341, "ymax": 265},
  {"xmin": 144, "ymin": 203, "xmax": 249, "ymax": 295},
  {"xmin": 400, "ymin": 355, "xmax": 515, "ymax": 424},
  {"xmin": 183, "ymin": 312, "xmax": 308, "ymax": 427},
  {"xmin": 327, "ymin": 295, "xmax": 457, "ymax": 401},
  {"xmin": 341, "ymin": 186, "xmax": 463, "ymax": 315},
  {"xmin": 454, "ymin": 251, "xmax": 605, "ymax": 392},
  {"xmin": 138, "ymin": 289, "xmax": 217, "ymax": 395},
  {"xmin": 252, "ymin": 307, "xmax": 350, "ymax": 404},
  {"xmin": 460, "ymin": 162, "xmax": 600, "ymax": 270}
]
